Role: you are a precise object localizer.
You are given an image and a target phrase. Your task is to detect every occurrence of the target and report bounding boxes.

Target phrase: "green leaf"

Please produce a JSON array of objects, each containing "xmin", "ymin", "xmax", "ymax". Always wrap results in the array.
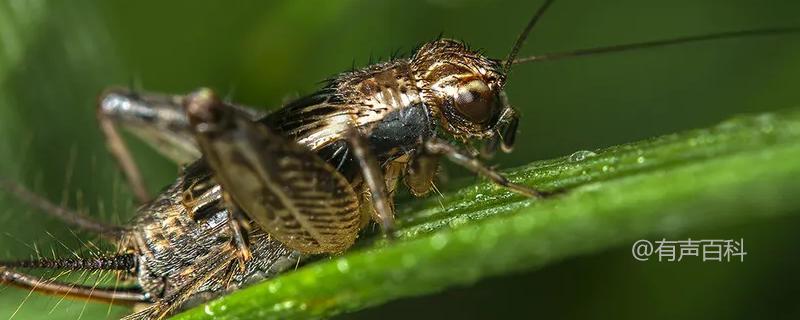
[{"xmin": 175, "ymin": 109, "xmax": 800, "ymax": 320}]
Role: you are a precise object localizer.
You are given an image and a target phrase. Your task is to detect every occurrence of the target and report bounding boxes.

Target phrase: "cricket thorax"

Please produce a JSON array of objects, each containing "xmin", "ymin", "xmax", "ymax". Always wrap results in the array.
[{"xmin": 261, "ymin": 59, "xmax": 424, "ymax": 152}]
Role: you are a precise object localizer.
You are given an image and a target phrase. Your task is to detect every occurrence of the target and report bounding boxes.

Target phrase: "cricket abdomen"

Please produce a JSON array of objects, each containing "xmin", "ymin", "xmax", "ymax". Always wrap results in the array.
[{"xmin": 123, "ymin": 162, "xmax": 299, "ymax": 303}]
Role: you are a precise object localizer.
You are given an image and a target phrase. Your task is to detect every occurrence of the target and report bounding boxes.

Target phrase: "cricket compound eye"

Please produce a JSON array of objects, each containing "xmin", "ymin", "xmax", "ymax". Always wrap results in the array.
[{"xmin": 453, "ymin": 79, "xmax": 495, "ymax": 124}]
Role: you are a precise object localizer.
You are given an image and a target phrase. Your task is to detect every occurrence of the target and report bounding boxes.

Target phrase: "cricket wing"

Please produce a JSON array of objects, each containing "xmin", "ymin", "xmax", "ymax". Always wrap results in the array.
[
  {"xmin": 259, "ymin": 90, "xmax": 358, "ymax": 152},
  {"xmin": 185, "ymin": 89, "xmax": 362, "ymax": 254}
]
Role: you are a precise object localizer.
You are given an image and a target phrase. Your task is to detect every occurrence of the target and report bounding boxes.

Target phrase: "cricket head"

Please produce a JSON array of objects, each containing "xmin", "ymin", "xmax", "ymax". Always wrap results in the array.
[{"xmin": 411, "ymin": 38, "xmax": 519, "ymax": 155}]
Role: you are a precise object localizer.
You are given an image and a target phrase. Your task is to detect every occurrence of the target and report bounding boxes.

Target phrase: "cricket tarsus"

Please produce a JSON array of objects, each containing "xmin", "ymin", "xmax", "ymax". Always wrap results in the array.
[
  {"xmin": 0, "ymin": 176, "xmax": 123, "ymax": 239},
  {"xmin": 425, "ymin": 138, "xmax": 542, "ymax": 198},
  {"xmin": 512, "ymin": 26, "xmax": 800, "ymax": 64}
]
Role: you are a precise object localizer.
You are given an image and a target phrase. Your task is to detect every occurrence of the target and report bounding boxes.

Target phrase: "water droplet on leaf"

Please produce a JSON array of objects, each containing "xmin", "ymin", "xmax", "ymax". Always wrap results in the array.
[
  {"xmin": 336, "ymin": 259, "xmax": 350, "ymax": 273},
  {"xmin": 568, "ymin": 150, "xmax": 597, "ymax": 162}
]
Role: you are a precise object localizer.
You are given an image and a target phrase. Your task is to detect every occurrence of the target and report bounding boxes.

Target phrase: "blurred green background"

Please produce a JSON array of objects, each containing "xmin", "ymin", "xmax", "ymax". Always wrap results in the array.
[{"xmin": 0, "ymin": 0, "xmax": 799, "ymax": 319}]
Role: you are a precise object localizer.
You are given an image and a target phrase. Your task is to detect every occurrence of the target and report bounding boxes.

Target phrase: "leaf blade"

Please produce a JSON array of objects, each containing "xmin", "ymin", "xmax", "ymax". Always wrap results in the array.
[{"xmin": 175, "ymin": 109, "xmax": 800, "ymax": 320}]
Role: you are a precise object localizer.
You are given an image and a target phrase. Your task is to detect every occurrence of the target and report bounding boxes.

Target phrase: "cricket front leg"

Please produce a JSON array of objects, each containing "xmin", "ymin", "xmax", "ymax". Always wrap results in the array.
[
  {"xmin": 424, "ymin": 137, "xmax": 542, "ymax": 198},
  {"xmin": 345, "ymin": 129, "xmax": 397, "ymax": 235},
  {"xmin": 404, "ymin": 152, "xmax": 441, "ymax": 197}
]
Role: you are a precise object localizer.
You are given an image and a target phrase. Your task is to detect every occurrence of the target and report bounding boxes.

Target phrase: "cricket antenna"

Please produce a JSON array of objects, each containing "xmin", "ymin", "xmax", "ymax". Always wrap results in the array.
[
  {"xmin": 503, "ymin": 0, "xmax": 556, "ymax": 76},
  {"xmin": 511, "ymin": 26, "xmax": 800, "ymax": 65}
]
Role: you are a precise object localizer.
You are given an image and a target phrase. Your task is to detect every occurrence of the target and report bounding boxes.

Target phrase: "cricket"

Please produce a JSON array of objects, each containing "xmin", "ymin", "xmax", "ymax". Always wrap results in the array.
[{"xmin": 0, "ymin": 0, "xmax": 798, "ymax": 319}]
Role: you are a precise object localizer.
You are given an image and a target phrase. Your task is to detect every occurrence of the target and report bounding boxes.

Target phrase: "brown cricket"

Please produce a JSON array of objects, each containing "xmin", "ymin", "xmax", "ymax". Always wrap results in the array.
[{"xmin": 1, "ymin": 0, "xmax": 798, "ymax": 319}]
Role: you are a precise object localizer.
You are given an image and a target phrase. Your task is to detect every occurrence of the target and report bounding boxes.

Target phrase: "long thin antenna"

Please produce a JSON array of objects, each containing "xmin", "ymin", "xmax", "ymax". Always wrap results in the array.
[
  {"xmin": 503, "ymin": 0, "xmax": 556, "ymax": 76},
  {"xmin": 511, "ymin": 26, "xmax": 800, "ymax": 65}
]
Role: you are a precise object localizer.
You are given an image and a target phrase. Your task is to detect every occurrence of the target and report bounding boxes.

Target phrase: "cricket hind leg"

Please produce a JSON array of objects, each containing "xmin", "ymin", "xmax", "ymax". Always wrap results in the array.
[
  {"xmin": 183, "ymin": 88, "xmax": 362, "ymax": 254},
  {"xmin": 97, "ymin": 88, "xmax": 198, "ymax": 203},
  {"xmin": 0, "ymin": 176, "xmax": 124, "ymax": 241},
  {"xmin": 97, "ymin": 87, "xmax": 267, "ymax": 204},
  {"xmin": 0, "ymin": 254, "xmax": 148, "ymax": 306},
  {"xmin": 424, "ymin": 137, "xmax": 543, "ymax": 198}
]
